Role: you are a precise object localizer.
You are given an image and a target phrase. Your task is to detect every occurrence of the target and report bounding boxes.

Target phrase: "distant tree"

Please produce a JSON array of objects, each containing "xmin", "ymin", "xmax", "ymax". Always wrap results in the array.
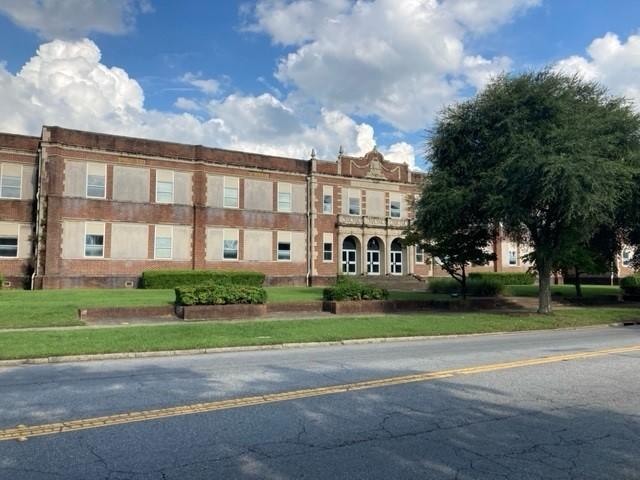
[
  {"xmin": 407, "ymin": 175, "xmax": 496, "ymax": 300},
  {"xmin": 553, "ymin": 226, "xmax": 619, "ymax": 297},
  {"xmin": 426, "ymin": 69, "xmax": 640, "ymax": 313}
]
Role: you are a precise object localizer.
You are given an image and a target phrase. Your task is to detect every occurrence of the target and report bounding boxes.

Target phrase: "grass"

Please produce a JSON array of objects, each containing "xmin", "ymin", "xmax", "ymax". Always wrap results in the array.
[
  {"xmin": 0, "ymin": 287, "xmax": 450, "ymax": 329},
  {"xmin": 0, "ymin": 307, "xmax": 637, "ymax": 360},
  {"xmin": 504, "ymin": 284, "xmax": 621, "ymax": 298}
]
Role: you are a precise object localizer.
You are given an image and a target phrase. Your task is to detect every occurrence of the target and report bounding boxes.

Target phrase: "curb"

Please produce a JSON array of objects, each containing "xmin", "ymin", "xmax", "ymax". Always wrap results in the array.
[{"xmin": 0, "ymin": 323, "xmax": 635, "ymax": 367}]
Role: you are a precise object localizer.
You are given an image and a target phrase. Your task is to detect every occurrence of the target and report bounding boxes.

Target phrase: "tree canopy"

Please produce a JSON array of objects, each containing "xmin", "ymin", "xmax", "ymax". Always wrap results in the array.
[{"xmin": 421, "ymin": 69, "xmax": 640, "ymax": 313}]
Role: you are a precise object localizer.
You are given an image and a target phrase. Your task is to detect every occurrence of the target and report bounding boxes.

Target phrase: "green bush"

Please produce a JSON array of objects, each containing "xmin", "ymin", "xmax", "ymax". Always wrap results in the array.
[
  {"xmin": 142, "ymin": 270, "xmax": 265, "ymax": 289},
  {"xmin": 427, "ymin": 278, "xmax": 460, "ymax": 294},
  {"xmin": 468, "ymin": 272, "xmax": 535, "ymax": 286},
  {"xmin": 620, "ymin": 275, "xmax": 640, "ymax": 296},
  {"xmin": 428, "ymin": 277, "xmax": 504, "ymax": 297},
  {"xmin": 175, "ymin": 284, "xmax": 267, "ymax": 306},
  {"xmin": 323, "ymin": 277, "xmax": 389, "ymax": 301}
]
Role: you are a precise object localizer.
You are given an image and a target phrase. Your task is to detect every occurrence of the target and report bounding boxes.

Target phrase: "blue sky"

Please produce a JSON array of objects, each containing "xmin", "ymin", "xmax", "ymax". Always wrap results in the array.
[{"xmin": 1, "ymin": 1, "xmax": 640, "ymax": 170}]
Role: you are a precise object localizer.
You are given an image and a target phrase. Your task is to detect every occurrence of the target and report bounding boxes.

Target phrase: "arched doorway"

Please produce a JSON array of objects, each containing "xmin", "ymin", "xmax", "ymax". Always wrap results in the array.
[
  {"xmin": 342, "ymin": 236, "xmax": 359, "ymax": 275},
  {"xmin": 390, "ymin": 238, "xmax": 403, "ymax": 275},
  {"xmin": 366, "ymin": 237, "xmax": 382, "ymax": 275}
]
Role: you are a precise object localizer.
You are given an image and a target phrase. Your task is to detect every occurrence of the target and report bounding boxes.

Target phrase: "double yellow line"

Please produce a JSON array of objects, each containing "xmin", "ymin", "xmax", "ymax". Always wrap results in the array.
[{"xmin": 2, "ymin": 343, "xmax": 639, "ymax": 442}]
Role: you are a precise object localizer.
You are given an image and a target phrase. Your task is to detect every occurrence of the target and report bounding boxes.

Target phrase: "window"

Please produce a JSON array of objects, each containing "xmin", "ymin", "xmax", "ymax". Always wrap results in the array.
[
  {"xmin": 508, "ymin": 247, "xmax": 517, "ymax": 266},
  {"xmin": 278, "ymin": 183, "xmax": 292, "ymax": 212},
  {"xmin": 86, "ymin": 163, "xmax": 106, "ymax": 198},
  {"xmin": 415, "ymin": 245, "xmax": 424, "ymax": 263},
  {"xmin": 0, "ymin": 164, "xmax": 21, "ymax": 199},
  {"xmin": 84, "ymin": 223, "xmax": 104, "ymax": 258},
  {"xmin": 156, "ymin": 170, "xmax": 174, "ymax": 204},
  {"xmin": 223, "ymin": 229, "xmax": 238, "ymax": 260},
  {"xmin": 278, "ymin": 242, "xmax": 291, "ymax": 261},
  {"xmin": 323, "ymin": 195, "xmax": 332, "ymax": 214},
  {"xmin": 622, "ymin": 249, "xmax": 633, "ymax": 267},
  {"xmin": 0, "ymin": 236, "xmax": 18, "ymax": 257},
  {"xmin": 223, "ymin": 177, "xmax": 239, "ymax": 208},
  {"xmin": 323, "ymin": 242, "xmax": 332, "ymax": 261},
  {"xmin": 389, "ymin": 200, "xmax": 401, "ymax": 218},
  {"xmin": 323, "ymin": 186, "xmax": 333, "ymax": 214},
  {"xmin": 348, "ymin": 193, "xmax": 360, "ymax": 215},
  {"xmin": 154, "ymin": 226, "xmax": 173, "ymax": 259}
]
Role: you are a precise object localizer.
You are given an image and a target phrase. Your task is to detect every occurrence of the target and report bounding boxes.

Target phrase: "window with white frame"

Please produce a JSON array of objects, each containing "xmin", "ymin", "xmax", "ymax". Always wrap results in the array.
[
  {"xmin": 323, "ymin": 233, "xmax": 333, "ymax": 261},
  {"xmin": 415, "ymin": 245, "xmax": 424, "ymax": 263},
  {"xmin": 86, "ymin": 163, "xmax": 106, "ymax": 198},
  {"xmin": 278, "ymin": 183, "xmax": 292, "ymax": 212},
  {"xmin": 84, "ymin": 223, "xmax": 104, "ymax": 258},
  {"xmin": 223, "ymin": 229, "xmax": 239, "ymax": 260},
  {"xmin": 0, "ymin": 163, "xmax": 21, "ymax": 199},
  {"xmin": 0, "ymin": 223, "xmax": 19, "ymax": 258},
  {"xmin": 156, "ymin": 170, "xmax": 174, "ymax": 204},
  {"xmin": 508, "ymin": 246, "xmax": 518, "ymax": 266},
  {"xmin": 622, "ymin": 249, "xmax": 633, "ymax": 267},
  {"xmin": 323, "ymin": 186, "xmax": 333, "ymax": 214},
  {"xmin": 223, "ymin": 177, "xmax": 239, "ymax": 208},
  {"xmin": 348, "ymin": 190, "xmax": 360, "ymax": 215},
  {"xmin": 277, "ymin": 231, "xmax": 291, "ymax": 261},
  {"xmin": 154, "ymin": 225, "xmax": 173, "ymax": 259},
  {"xmin": 389, "ymin": 199, "xmax": 401, "ymax": 218}
]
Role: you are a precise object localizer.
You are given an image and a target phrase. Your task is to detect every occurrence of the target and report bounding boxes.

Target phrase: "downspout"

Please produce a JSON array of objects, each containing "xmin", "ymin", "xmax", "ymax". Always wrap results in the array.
[{"xmin": 31, "ymin": 142, "xmax": 45, "ymax": 290}]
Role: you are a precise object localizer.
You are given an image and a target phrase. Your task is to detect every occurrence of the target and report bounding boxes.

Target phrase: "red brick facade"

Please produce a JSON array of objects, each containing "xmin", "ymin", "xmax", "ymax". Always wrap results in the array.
[{"xmin": 0, "ymin": 126, "xmax": 634, "ymax": 289}]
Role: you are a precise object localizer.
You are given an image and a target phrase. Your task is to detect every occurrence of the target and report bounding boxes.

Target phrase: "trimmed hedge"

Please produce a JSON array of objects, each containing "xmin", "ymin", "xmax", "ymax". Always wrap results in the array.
[
  {"xmin": 142, "ymin": 270, "xmax": 265, "ymax": 289},
  {"xmin": 175, "ymin": 284, "xmax": 267, "ymax": 306},
  {"xmin": 428, "ymin": 277, "xmax": 504, "ymax": 297},
  {"xmin": 620, "ymin": 275, "xmax": 640, "ymax": 296},
  {"xmin": 468, "ymin": 272, "xmax": 536, "ymax": 286},
  {"xmin": 323, "ymin": 277, "xmax": 389, "ymax": 301}
]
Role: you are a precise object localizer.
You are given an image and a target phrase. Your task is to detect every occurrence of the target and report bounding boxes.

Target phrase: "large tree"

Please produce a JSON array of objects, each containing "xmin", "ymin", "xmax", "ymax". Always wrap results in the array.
[
  {"xmin": 407, "ymin": 176, "xmax": 496, "ymax": 299},
  {"xmin": 426, "ymin": 70, "xmax": 640, "ymax": 313}
]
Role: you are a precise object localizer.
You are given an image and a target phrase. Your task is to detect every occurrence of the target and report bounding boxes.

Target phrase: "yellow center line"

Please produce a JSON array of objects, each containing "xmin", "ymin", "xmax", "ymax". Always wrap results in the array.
[{"xmin": 2, "ymin": 343, "xmax": 639, "ymax": 442}]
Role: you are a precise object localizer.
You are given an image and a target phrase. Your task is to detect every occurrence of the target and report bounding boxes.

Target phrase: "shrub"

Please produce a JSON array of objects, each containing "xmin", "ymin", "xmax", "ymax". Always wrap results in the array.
[
  {"xmin": 428, "ymin": 277, "xmax": 504, "ymax": 297},
  {"xmin": 427, "ymin": 278, "xmax": 460, "ymax": 294},
  {"xmin": 468, "ymin": 272, "xmax": 535, "ymax": 286},
  {"xmin": 0, "ymin": 272, "xmax": 3, "ymax": 289},
  {"xmin": 323, "ymin": 277, "xmax": 389, "ymax": 301},
  {"xmin": 142, "ymin": 270, "xmax": 265, "ymax": 289},
  {"xmin": 175, "ymin": 284, "xmax": 267, "ymax": 306},
  {"xmin": 620, "ymin": 275, "xmax": 640, "ymax": 296}
]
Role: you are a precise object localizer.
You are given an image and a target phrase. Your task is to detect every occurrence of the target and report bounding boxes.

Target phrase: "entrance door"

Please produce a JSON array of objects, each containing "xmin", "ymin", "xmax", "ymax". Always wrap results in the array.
[
  {"xmin": 342, "ymin": 236, "xmax": 358, "ymax": 275},
  {"xmin": 367, "ymin": 237, "xmax": 381, "ymax": 275},
  {"xmin": 342, "ymin": 249, "xmax": 357, "ymax": 274},
  {"xmin": 390, "ymin": 239, "xmax": 403, "ymax": 275}
]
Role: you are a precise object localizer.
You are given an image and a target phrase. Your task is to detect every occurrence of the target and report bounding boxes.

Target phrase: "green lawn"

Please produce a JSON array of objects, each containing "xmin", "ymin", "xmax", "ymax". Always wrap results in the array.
[
  {"xmin": 0, "ymin": 284, "xmax": 623, "ymax": 330},
  {"xmin": 504, "ymin": 284, "xmax": 621, "ymax": 298},
  {"xmin": 0, "ymin": 287, "xmax": 450, "ymax": 329},
  {"xmin": 0, "ymin": 307, "xmax": 637, "ymax": 360}
]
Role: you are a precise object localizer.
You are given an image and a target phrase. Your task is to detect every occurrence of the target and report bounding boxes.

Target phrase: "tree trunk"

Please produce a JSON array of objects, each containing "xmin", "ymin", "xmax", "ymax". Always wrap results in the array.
[
  {"xmin": 538, "ymin": 259, "xmax": 553, "ymax": 314},
  {"xmin": 574, "ymin": 267, "xmax": 583, "ymax": 298},
  {"xmin": 461, "ymin": 266, "xmax": 467, "ymax": 300}
]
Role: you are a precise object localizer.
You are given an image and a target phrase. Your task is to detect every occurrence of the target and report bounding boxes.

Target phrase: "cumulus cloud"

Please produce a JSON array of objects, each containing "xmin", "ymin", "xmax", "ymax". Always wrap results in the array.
[
  {"xmin": 180, "ymin": 72, "xmax": 220, "ymax": 95},
  {"xmin": 0, "ymin": 39, "xmax": 415, "ymax": 166},
  {"xmin": 554, "ymin": 32, "xmax": 640, "ymax": 109},
  {"xmin": 0, "ymin": 0, "xmax": 152, "ymax": 39},
  {"xmin": 249, "ymin": 0, "xmax": 539, "ymax": 131}
]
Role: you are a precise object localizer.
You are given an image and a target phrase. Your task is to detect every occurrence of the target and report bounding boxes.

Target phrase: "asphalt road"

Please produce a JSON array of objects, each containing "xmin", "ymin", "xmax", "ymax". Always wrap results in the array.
[{"xmin": 1, "ymin": 325, "xmax": 639, "ymax": 479}]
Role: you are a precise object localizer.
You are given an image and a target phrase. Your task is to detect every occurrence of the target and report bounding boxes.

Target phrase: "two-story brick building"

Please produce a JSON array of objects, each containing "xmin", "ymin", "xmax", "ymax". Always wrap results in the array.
[{"xmin": 0, "ymin": 126, "xmax": 633, "ymax": 289}]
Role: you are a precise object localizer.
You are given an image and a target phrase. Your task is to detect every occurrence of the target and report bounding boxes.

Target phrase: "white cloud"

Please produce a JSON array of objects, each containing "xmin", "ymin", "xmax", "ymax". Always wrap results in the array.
[
  {"xmin": 554, "ymin": 32, "xmax": 640, "ymax": 108},
  {"xmin": 0, "ymin": 0, "xmax": 152, "ymax": 40},
  {"xmin": 174, "ymin": 97, "xmax": 201, "ymax": 111},
  {"xmin": 0, "ymin": 39, "xmax": 414, "ymax": 166},
  {"xmin": 180, "ymin": 72, "xmax": 220, "ymax": 95},
  {"xmin": 250, "ymin": 0, "xmax": 539, "ymax": 131}
]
